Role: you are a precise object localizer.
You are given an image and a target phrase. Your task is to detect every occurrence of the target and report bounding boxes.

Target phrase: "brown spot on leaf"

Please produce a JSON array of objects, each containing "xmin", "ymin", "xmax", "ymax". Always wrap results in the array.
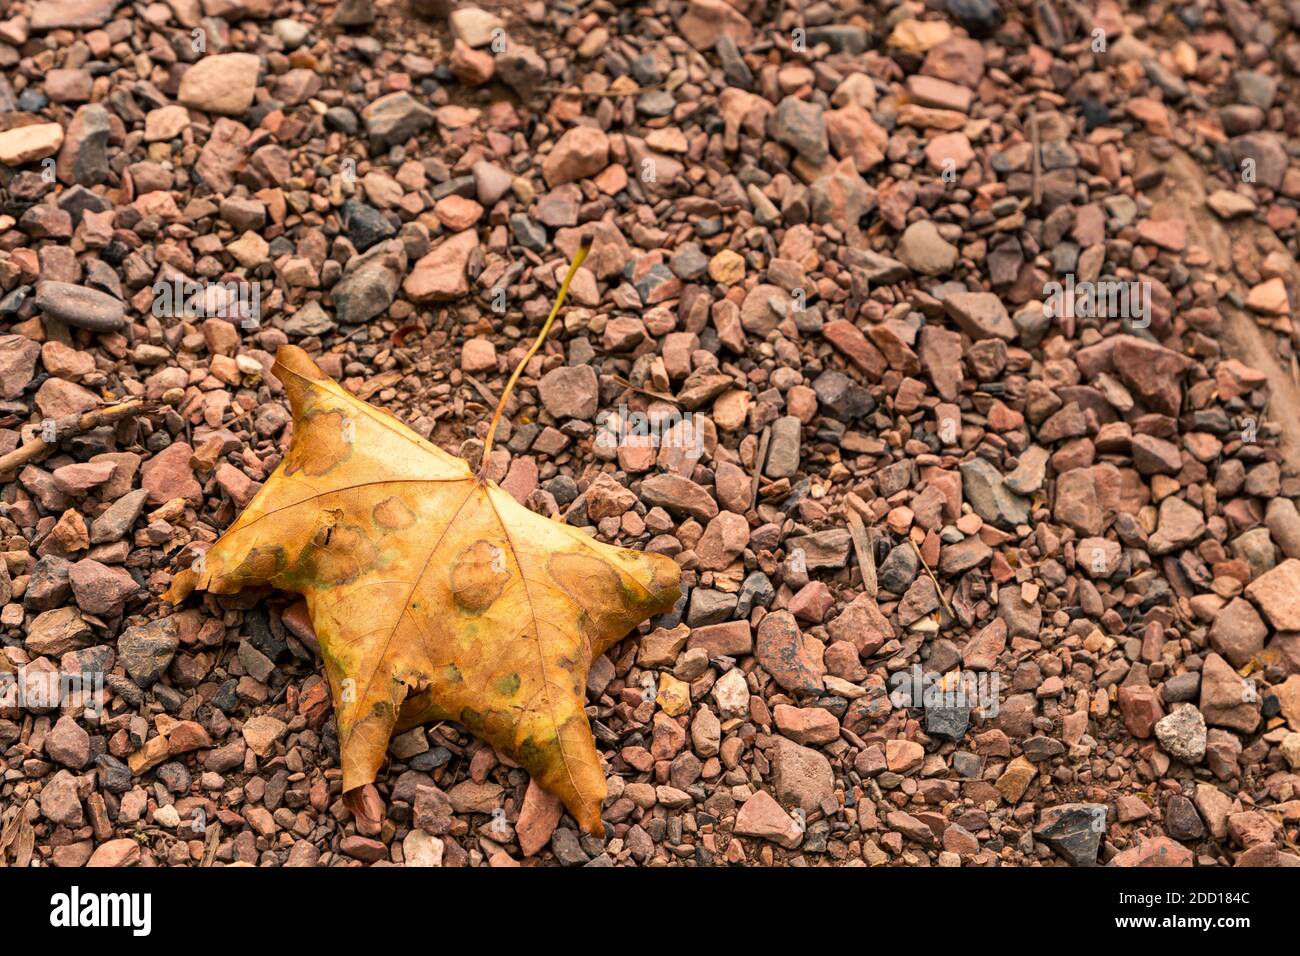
[
  {"xmin": 450, "ymin": 539, "xmax": 510, "ymax": 613},
  {"xmin": 219, "ymin": 544, "xmax": 287, "ymax": 590},
  {"xmin": 372, "ymin": 495, "xmax": 415, "ymax": 531},
  {"xmin": 295, "ymin": 522, "xmax": 376, "ymax": 587},
  {"xmin": 283, "ymin": 409, "xmax": 354, "ymax": 478}
]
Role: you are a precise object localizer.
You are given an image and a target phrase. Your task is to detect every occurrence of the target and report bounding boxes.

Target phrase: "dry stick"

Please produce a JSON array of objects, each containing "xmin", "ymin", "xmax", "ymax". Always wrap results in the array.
[
  {"xmin": 201, "ymin": 822, "xmax": 221, "ymax": 868},
  {"xmin": 1030, "ymin": 111, "xmax": 1042, "ymax": 210},
  {"xmin": 610, "ymin": 374, "xmax": 682, "ymax": 406},
  {"xmin": 0, "ymin": 399, "xmax": 154, "ymax": 479},
  {"xmin": 909, "ymin": 538, "xmax": 956, "ymax": 620},
  {"xmin": 536, "ymin": 81, "xmax": 669, "ymax": 98},
  {"xmin": 846, "ymin": 510, "xmax": 877, "ymax": 598},
  {"xmin": 462, "ymin": 373, "xmax": 499, "ymax": 409},
  {"xmin": 750, "ymin": 425, "xmax": 772, "ymax": 510},
  {"xmin": 479, "ymin": 235, "xmax": 593, "ymax": 473}
]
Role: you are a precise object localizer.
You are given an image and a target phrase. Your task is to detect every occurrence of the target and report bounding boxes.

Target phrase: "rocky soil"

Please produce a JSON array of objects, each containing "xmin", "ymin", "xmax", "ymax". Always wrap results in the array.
[{"xmin": 2, "ymin": 0, "xmax": 1300, "ymax": 867}]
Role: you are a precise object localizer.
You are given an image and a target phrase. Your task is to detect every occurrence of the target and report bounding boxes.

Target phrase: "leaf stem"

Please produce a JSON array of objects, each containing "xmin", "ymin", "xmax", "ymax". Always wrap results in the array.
[{"xmin": 479, "ymin": 235, "xmax": 593, "ymax": 471}]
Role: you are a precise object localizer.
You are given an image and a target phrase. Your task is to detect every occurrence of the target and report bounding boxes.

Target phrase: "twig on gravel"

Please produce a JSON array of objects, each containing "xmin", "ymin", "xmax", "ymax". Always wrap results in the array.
[
  {"xmin": 462, "ymin": 373, "xmax": 500, "ymax": 409},
  {"xmin": 847, "ymin": 510, "xmax": 877, "ymax": 598},
  {"xmin": 750, "ymin": 425, "xmax": 772, "ymax": 510},
  {"xmin": 201, "ymin": 822, "xmax": 221, "ymax": 867},
  {"xmin": 0, "ymin": 399, "xmax": 156, "ymax": 480},
  {"xmin": 910, "ymin": 538, "xmax": 955, "ymax": 620},
  {"xmin": 480, "ymin": 236, "xmax": 592, "ymax": 468},
  {"xmin": 1030, "ymin": 111, "xmax": 1042, "ymax": 210},
  {"xmin": 536, "ymin": 81, "xmax": 669, "ymax": 98},
  {"xmin": 610, "ymin": 375, "xmax": 681, "ymax": 406}
]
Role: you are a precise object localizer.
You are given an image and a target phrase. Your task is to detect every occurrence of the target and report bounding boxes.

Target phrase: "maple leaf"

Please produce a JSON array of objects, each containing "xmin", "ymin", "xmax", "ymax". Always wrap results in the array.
[{"xmin": 164, "ymin": 243, "xmax": 681, "ymax": 836}]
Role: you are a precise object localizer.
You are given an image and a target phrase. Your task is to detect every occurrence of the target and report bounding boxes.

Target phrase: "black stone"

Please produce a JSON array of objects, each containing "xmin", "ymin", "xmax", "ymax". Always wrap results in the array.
[
  {"xmin": 1022, "ymin": 735, "xmax": 1066, "ymax": 761},
  {"xmin": 342, "ymin": 199, "xmax": 396, "ymax": 252},
  {"xmin": 813, "ymin": 369, "xmax": 874, "ymax": 420},
  {"xmin": 509, "ymin": 214, "xmax": 547, "ymax": 252},
  {"xmin": 1081, "ymin": 96, "xmax": 1111, "ymax": 132},
  {"xmin": 156, "ymin": 761, "xmax": 192, "ymax": 794},
  {"xmin": 878, "ymin": 543, "xmax": 920, "ymax": 593},
  {"xmin": 735, "ymin": 571, "xmax": 774, "ymax": 618},
  {"xmin": 1034, "ymin": 803, "xmax": 1106, "ymax": 866},
  {"xmin": 409, "ymin": 746, "xmax": 452, "ymax": 771},
  {"xmin": 551, "ymin": 827, "xmax": 591, "ymax": 866},
  {"xmin": 946, "ymin": 0, "xmax": 1004, "ymax": 38},
  {"xmin": 1165, "ymin": 795, "xmax": 1205, "ymax": 842},
  {"xmin": 925, "ymin": 700, "xmax": 970, "ymax": 741},
  {"xmin": 95, "ymin": 754, "xmax": 132, "ymax": 794},
  {"xmin": 245, "ymin": 606, "xmax": 288, "ymax": 662},
  {"xmin": 325, "ymin": 107, "xmax": 359, "ymax": 135},
  {"xmin": 212, "ymin": 678, "xmax": 240, "ymax": 714}
]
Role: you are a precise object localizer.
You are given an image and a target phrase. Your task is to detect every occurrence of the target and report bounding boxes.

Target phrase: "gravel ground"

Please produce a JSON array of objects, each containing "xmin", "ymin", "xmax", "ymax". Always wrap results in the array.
[{"xmin": 2, "ymin": 0, "xmax": 1300, "ymax": 868}]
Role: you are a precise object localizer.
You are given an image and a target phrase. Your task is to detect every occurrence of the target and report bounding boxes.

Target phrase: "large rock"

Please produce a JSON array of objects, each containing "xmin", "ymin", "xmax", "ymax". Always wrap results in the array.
[
  {"xmin": 69, "ymin": 560, "xmax": 140, "ymax": 617},
  {"xmin": 118, "ymin": 618, "xmax": 181, "ymax": 687},
  {"xmin": 785, "ymin": 529, "xmax": 852, "ymax": 571},
  {"xmin": 141, "ymin": 442, "xmax": 202, "ymax": 505},
  {"xmin": 944, "ymin": 291, "xmax": 1016, "ymax": 341},
  {"xmin": 896, "ymin": 220, "xmax": 957, "ymax": 275},
  {"xmin": 1198, "ymin": 653, "xmax": 1259, "ymax": 733},
  {"xmin": 332, "ymin": 241, "xmax": 406, "ymax": 325},
  {"xmin": 362, "ymin": 91, "xmax": 436, "ymax": 149},
  {"xmin": 57, "ymin": 104, "xmax": 111, "ymax": 186},
  {"xmin": 755, "ymin": 611, "xmax": 825, "ymax": 695},
  {"xmin": 1245, "ymin": 558, "xmax": 1300, "ymax": 631},
  {"xmin": 39, "ymin": 770, "xmax": 84, "ymax": 826},
  {"xmin": 770, "ymin": 96, "xmax": 828, "ymax": 164},
  {"xmin": 0, "ymin": 123, "xmax": 64, "ymax": 165},
  {"xmin": 448, "ymin": 6, "xmax": 503, "ymax": 46},
  {"xmin": 35, "ymin": 281, "xmax": 125, "ymax": 332},
  {"xmin": 1208, "ymin": 598, "xmax": 1267, "ymax": 667},
  {"xmin": 959, "ymin": 457, "xmax": 1030, "ymax": 528},
  {"xmin": 179, "ymin": 53, "xmax": 261, "ymax": 116},
  {"xmin": 770, "ymin": 737, "xmax": 834, "ymax": 813},
  {"xmin": 1111, "ymin": 335, "xmax": 1191, "ymax": 417},
  {"xmin": 678, "ymin": 0, "xmax": 753, "ymax": 51},
  {"xmin": 826, "ymin": 592, "xmax": 893, "ymax": 656},
  {"xmin": 31, "ymin": 0, "xmax": 122, "ymax": 31},
  {"xmin": 733, "ymin": 790, "xmax": 802, "ymax": 848},
  {"xmin": 640, "ymin": 473, "xmax": 718, "ymax": 521},
  {"xmin": 403, "ymin": 231, "xmax": 478, "ymax": 302},
  {"xmin": 537, "ymin": 364, "xmax": 598, "ymax": 420},
  {"xmin": 196, "ymin": 118, "xmax": 251, "ymax": 193},
  {"xmin": 1155, "ymin": 705, "xmax": 1207, "ymax": 763},
  {"xmin": 1148, "ymin": 495, "xmax": 1206, "ymax": 555},
  {"xmin": 1110, "ymin": 836, "xmax": 1193, "ymax": 867},
  {"xmin": 1230, "ymin": 132, "xmax": 1288, "ymax": 190},
  {"xmin": 1053, "ymin": 464, "xmax": 1120, "ymax": 536},
  {"xmin": 0, "ymin": 335, "xmax": 41, "ymax": 399},
  {"xmin": 27, "ymin": 607, "xmax": 92, "ymax": 656},
  {"xmin": 542, "ymin": 126, "xmax": 610, "ymax": 187},
  {"xmin": 1034, "ymin": 803, "xmax": 1107, "ymax": 865}
]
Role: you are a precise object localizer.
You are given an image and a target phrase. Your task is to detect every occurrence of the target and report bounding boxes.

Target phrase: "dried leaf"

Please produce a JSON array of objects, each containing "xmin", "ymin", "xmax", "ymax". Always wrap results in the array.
[{"xmin": 164, "ymin": 344, "xmax": 680, "ymax": 835}]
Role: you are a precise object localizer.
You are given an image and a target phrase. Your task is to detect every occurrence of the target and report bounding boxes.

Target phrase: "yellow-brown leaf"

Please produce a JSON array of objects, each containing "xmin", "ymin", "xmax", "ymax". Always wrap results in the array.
[{"xmin": 164, "ymin": 345, "xmax": 681, "ymax": 835}]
